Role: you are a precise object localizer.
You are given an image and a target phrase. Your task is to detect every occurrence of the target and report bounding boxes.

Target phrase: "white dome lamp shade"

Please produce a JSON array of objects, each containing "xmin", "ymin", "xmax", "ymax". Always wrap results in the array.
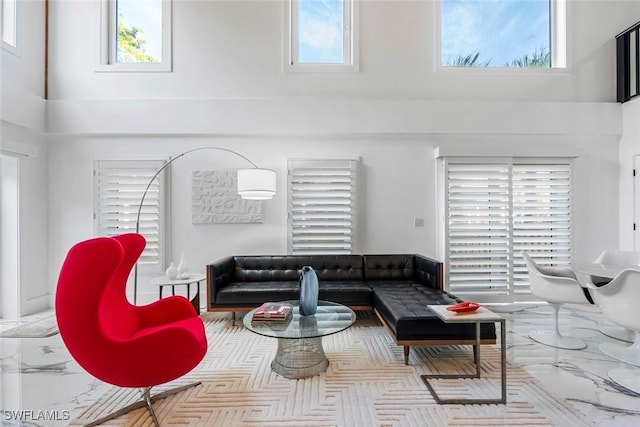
[{"xmin": 237, "ymin": 168, "xmax": 277, "ymax": 200}]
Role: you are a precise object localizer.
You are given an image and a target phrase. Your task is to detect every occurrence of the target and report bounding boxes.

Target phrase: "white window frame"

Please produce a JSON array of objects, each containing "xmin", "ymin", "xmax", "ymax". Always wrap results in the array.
[
  {"xmin": 96, "ymin": 0, "xmax": 172, "ymax": 72},
  {"xmin": 440, "ymin": 157, "xmax": 573, "ymax": 303},
  {"xmin": 287, "ymin": 158, "xmax": 359, "ymax": 255},
  {"xmin": 93, "ymin": 160, "xmax": 169, "ymax": 274},
  {"xmin": 1, "ymin": 0, "xmax": 21, "ymax": 56},
  {"xmin": 284, "ymin": 0, "xmax": 359, "ymax": 72},
  {"xmin": 436, "ymin": 0, "xmax": 567, "ymax": 71}
]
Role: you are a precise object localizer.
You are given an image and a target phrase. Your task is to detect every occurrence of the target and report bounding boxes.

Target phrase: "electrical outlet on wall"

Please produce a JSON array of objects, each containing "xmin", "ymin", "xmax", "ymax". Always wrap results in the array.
[{"xmin": 414, "ymin": 217, "xmax": 425, "ymax": 227}]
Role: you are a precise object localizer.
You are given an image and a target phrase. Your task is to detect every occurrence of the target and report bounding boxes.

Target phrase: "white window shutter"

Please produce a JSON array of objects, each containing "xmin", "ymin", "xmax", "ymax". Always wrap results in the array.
[
  {"xmin": 445, "ymin": 160, "xmax": 572, "ymax": 301},
  {"xmin": 447, "ymin": 163, "xmax": 511, "ymax": 296},
  {"xmin": 512, "ymin": 163, "xmax": 572, "ymax": 294},
  {"xmin": 94, "ymin": 160, "xmax": 166, "ymax": 267},
  {"xmin": 288, "ymin": 159, "xmax": 358, "ymax": 255}
]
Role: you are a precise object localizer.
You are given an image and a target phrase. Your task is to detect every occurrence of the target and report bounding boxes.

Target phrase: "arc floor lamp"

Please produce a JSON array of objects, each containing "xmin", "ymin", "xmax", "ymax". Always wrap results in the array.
[{"xmin": 133, "ymin": 146, "xmax": 276, "ymax": 304}]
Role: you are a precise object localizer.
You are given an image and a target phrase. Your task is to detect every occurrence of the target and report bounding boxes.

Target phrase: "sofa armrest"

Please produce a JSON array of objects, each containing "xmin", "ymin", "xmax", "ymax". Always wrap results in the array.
[
  {"xmin": 414, "ymin": 254, "xmax": 444, "ymax": 290},
  {"xmin": 207, "ymin": 256, "xmax": 235, "ymax": 306}
]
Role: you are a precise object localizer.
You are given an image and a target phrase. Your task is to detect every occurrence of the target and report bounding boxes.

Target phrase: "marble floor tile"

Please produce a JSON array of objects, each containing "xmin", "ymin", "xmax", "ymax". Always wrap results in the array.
[
  {"xmin": 1, "ymin": 304, "xmax": 639, "ymax": 426},
  {"xmin": 499, "ymin": 303, "xmax": 640, "ymax": 426}
]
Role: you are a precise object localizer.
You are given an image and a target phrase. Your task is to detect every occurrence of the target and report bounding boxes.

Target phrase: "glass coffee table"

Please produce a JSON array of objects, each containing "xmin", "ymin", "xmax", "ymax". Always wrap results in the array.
[{"xmin": 243, "ymin": 300, "xmax": 356, "ymax": 379}]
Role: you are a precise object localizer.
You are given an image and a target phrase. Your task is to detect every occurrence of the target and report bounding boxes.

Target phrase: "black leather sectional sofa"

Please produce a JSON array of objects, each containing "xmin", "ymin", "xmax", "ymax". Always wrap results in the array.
[{"xmin": 207, "ymin": 254, "xmax": 496, "ymax": 364}]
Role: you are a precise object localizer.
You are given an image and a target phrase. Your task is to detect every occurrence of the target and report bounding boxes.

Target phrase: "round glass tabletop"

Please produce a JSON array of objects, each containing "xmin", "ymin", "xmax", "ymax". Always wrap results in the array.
[{"xmin": 243, "ymin": 300, "xmax": 356, "ymax": 340}]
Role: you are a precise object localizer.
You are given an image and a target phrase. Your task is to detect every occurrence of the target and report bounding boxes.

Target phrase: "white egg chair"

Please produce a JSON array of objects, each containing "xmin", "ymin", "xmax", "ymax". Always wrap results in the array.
[{"xmin": 523, "ymin": 252, "xmax": 591, "ymax": 350}]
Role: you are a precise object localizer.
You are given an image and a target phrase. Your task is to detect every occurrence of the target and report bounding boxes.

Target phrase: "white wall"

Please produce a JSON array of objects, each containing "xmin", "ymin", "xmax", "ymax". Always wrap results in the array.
[
  {"xmin": 1, "ymin": 0, "xmax": 48, "ymax": 316},
  {"xmin": 48, "ymin": 132, "xmax": 621, "ymax": 303},
  {"xmin": 619, "ymin": 98, "xmax": 640, "ymax": 250},
  {"xmin": 16, "ymin": 0, "xmax": 638, "ymax": 305},
  {"xmin": 48, "ymin": 0, "xmax": 640, "ymax": 103}
]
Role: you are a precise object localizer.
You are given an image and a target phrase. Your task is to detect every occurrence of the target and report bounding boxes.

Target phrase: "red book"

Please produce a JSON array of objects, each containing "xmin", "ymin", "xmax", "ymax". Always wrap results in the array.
[{"xmin": 253, "ymin": 302, "xmax": 292, "ymax": 320}]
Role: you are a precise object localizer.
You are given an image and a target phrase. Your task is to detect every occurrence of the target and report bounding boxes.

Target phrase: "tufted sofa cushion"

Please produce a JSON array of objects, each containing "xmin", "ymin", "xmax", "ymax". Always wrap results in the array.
[
  {"xmin": 364, "ymin": 254, "xmax": 416, "ymax": 280},
  {"xmin": 215, "ymin": 280, "xmax": 372, "ymax": 306},
  {"xmin": 209, "ymin": 255, "xmax": 371, "ymax": 307},
  {"xmin": 215, "ymin": 281, "xmax": 300, "ymax": 305},
  {"xmin": 233, "ymin": 255, "xmax": 364, "ymax": 281},
  {"xmin": 364, "ymin": 254, "xmax": 443, "ymax": 290},
  {"xmin": 371, "ymin": 282, "xmax": 496, "ymax": 341}
]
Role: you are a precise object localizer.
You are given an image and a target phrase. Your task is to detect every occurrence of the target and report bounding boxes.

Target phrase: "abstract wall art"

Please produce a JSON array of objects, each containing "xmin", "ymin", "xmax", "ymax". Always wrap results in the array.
[{"xmin": 191, "ymin": 170, "xmax": 263, "ymax": 224}]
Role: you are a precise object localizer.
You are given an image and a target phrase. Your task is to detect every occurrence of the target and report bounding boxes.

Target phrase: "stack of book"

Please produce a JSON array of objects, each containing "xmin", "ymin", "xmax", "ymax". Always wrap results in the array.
[{"xmin": 252, "ymin": 302, "xmax": 293, "ymax": 321}]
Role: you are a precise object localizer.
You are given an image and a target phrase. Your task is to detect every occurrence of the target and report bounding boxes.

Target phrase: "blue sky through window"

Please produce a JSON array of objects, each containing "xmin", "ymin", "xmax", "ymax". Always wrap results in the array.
[
  {"xmin": 116, "ymin": 0, "xmax": 163, "ymax": 63},
  {"xmin": 442, "ymin": 0, "xmax": 551, "ymax": 67},
  {"xmin": 298, "ymin": 0, "xmax": 344, "ymax": 64}
]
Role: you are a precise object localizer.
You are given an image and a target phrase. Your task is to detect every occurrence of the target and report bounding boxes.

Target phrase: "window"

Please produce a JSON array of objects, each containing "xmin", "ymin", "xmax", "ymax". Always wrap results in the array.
[
  {"xmin": 444, "ymin": 159, "xmax": 572, "ymax": 302},
  {"xmin": 616, "ymin": 21, "xmax": 640, "ymax": 103},
  {"xmin": 439, "ymin": 0, "xmax": 566, "ymax": 68},
  {"xmin": 287, "ymin": 158, "xmax": 358, "ymax": 255},
  {"xmin": 1, "ymin": 0, "xmax": 17, "ymax": 52},
  {"xmin": 97, "ymin": 0, "xmax": 172, "ymax": 72},
  {"xmin": 285, "ymin": 0, "xmax": 359, "ymax": 71},
  {"xmin": 93, "ymin": 160, "xmax": 168, "ymax": 271}
]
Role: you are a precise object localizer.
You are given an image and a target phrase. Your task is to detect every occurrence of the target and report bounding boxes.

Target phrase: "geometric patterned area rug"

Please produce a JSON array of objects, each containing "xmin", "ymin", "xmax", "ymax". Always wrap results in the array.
[
  {"xmin": 0, "ymin": 314, "xmax": 59, "ymax": 338},
  {"xmin": 71, "ymin": 312, "xmax": 591, "ymax": 426}
]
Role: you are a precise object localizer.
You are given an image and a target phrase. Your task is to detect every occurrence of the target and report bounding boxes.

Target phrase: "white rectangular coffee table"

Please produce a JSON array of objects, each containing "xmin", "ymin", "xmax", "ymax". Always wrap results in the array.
[{"xmin": 422, "ymin": 305, "xmax": 507, "ymax": 404}]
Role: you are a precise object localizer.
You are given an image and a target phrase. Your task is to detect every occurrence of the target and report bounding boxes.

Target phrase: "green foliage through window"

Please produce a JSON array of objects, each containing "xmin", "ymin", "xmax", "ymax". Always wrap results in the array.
[
  {"xmin": 446, "ymin": 52, "xmax": 491, "ymax": 67},
  {"xmin": 117, "ymin": 21, "xmax": 158, "ymax": 63},
  {"xmin": 507, "ymin": 48, "xmax": 551, "ymax": 67},
  {"xmin": 447, "ymin": 48, "xmax": 550, "ymax": 68}
]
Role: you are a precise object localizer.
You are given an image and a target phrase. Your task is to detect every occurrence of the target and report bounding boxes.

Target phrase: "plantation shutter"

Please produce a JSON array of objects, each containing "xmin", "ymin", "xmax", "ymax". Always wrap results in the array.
[
  {"xmin": 512, "ymin": 164, "xmax": 572, "ymax": 294},
  {"xmin": 288, "ymin": 159, "xmax": 358, "ymax": 255},
  {"xmin": 445, "ymin": 160, "xmax": 572, "ymax": 301},
  {"xmin": 447, "ymin": 163, "xmax": 511, "ymax": 296},
  {"xmin": 94, "ymin": 160, "xmax": 166, "ymax": 267}
]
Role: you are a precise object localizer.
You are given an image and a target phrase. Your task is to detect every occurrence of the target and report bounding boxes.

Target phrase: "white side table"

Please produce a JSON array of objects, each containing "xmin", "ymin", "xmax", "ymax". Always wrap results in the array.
[
  {"xmin": 422, "ymin": 305, "xmax": 506, "ymax": 404},
  {"xmin": 150, "ymin": 273, "xmax": 206, "ymax": 314}
]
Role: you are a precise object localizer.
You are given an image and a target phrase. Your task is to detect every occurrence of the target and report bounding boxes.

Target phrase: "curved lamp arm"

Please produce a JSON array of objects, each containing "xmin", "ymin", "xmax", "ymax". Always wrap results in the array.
[
  {"xmin": 134, "ymin": 147, "xmax": 260, "ymax": 233},
  {"xmin": 133, "ymin": 146, "xmax": 276, "ymax": 304}
]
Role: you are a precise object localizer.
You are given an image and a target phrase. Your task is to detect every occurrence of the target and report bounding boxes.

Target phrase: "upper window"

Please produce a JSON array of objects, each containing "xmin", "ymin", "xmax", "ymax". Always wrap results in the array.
[
  {"xmin": 97, "ymin": 0, "xmax": 172, "ymax": 72},
  {"xmin": 440, "ymin": 0, "xmax": 566, "ymax": 68},
  {"xmin": 1, "ymin": 0, "xmax": 17, "ymax": 52},
  {"xmin": 616, "ymin": 21, "xmax": 640, "ymax": 103},
  {"xmin": 285, "ymin": 0, "xmax": 359, "ymax": 71}
]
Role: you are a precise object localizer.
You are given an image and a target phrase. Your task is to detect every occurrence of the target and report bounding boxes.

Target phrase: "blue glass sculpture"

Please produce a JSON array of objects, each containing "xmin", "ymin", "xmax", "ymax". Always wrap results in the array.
[{"xmin": 299, "ymin": 266, "xmax": 319, "ymax": 316}]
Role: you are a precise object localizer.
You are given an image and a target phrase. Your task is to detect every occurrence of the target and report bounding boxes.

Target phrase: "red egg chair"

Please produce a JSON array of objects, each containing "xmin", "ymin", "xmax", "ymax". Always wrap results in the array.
[{"xmin": 55, "ymin": 233, "xmax": 207, "ymax": 426}]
